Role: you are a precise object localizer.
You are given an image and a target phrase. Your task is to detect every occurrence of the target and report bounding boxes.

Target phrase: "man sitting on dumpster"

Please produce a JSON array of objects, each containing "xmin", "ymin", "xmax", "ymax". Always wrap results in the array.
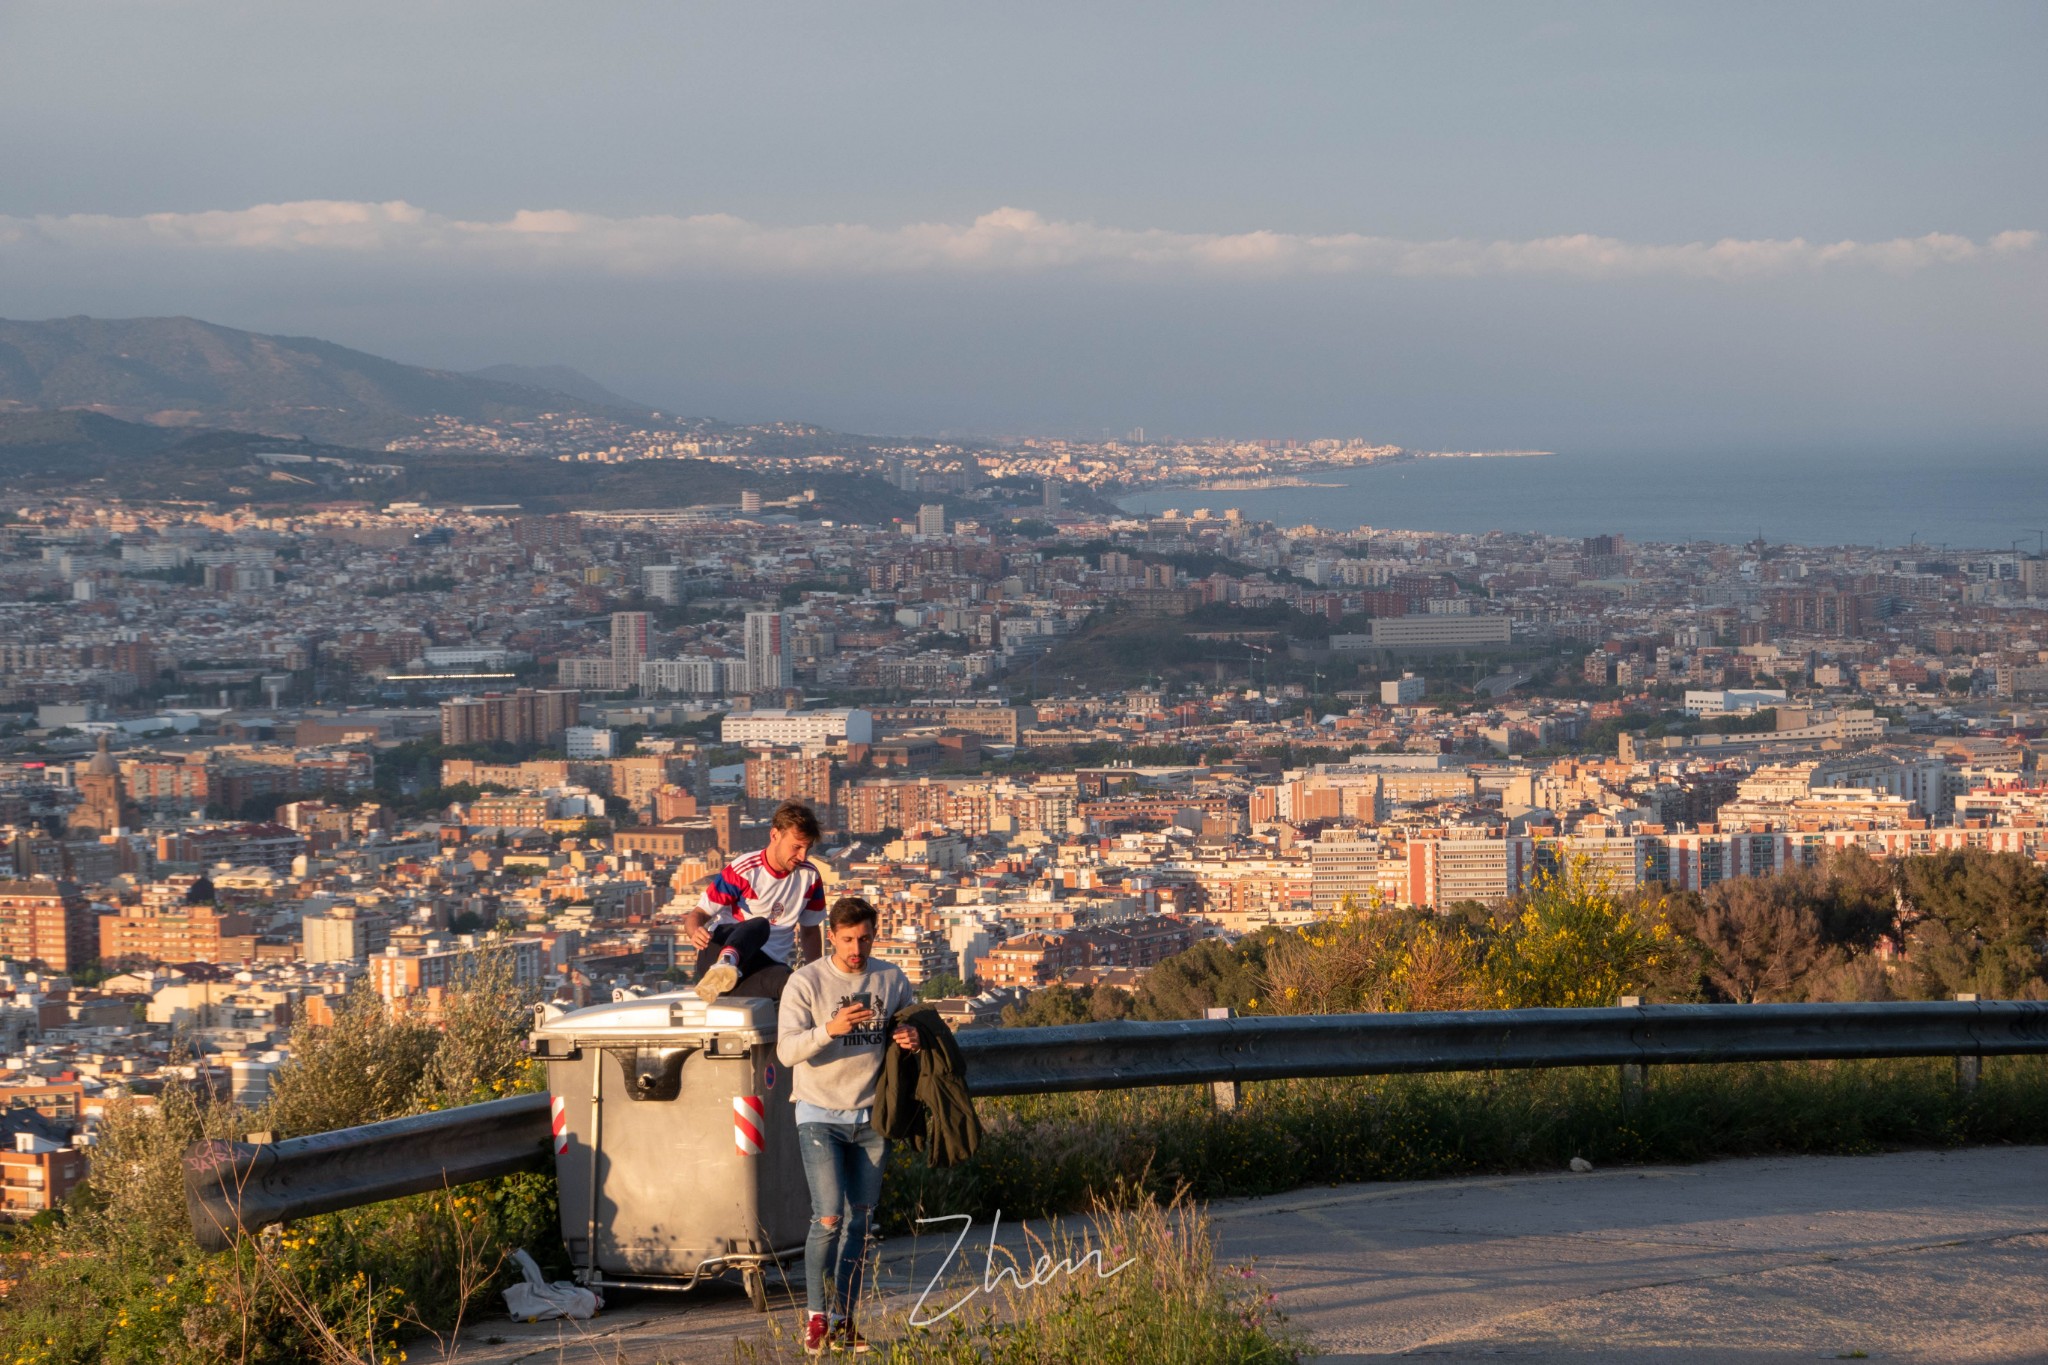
[
  {"xmin": 683, "ymin": 800, "xmax": 827, "ymax": 1003},
  {"xmin": 776, "ymin": 894, "xmax": 918, "ymax": 1356}
]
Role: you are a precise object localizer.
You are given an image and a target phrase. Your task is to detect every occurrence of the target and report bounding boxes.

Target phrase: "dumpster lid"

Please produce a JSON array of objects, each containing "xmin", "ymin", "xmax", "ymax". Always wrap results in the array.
[{"xmin": 536, "ymin": 991, "xmax": 776, "ymax": 1041}]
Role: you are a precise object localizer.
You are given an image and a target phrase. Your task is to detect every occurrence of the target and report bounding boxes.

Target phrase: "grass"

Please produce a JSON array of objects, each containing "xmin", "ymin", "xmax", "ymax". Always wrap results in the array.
[
  {"xmin": 0, "ymin": 1169, "xmax": 561, "ymax": 1365},
  {"xmin": 881, "ymin": 1055, "xmax": 2048, "ymax": 1231},
  {"xmin": 734, "ymin": 1190, "xmax": 1303, "ymax": 1365}
]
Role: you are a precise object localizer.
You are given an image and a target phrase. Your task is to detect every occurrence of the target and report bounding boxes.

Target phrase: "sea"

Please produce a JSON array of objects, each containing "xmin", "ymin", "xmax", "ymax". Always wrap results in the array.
[{"xmin": 1114, "ymin": 445, "xmax": 2048, "ymax": 553}]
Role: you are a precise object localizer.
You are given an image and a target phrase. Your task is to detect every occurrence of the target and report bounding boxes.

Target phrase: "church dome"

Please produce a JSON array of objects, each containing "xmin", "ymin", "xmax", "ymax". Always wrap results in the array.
[{"xmin": 84, "ymin": 732, "xmax": 119, "ymax": 776}]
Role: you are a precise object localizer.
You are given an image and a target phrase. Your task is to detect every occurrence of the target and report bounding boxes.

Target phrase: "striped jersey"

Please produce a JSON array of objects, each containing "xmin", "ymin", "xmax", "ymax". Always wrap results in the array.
[{"xmin": 695, "ymin": 848, "xmax": 827, "ymax": 965}]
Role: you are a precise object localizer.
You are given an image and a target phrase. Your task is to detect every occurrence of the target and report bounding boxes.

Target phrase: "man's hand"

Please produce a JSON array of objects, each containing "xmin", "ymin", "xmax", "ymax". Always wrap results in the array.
[
  {"xmin": 891, "ymin": 1024, "xmax": 921, "ymax": 1052},
  {"xmin": 682, "ymin": 910, "xmax": 712, "ymax": 951},
  {"xmin": 826, "ymin": 1001, "xmax": 874, "ymax": 1038}
]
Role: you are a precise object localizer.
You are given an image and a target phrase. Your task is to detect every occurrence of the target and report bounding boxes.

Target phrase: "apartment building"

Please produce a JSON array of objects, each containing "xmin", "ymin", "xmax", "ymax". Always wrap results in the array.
[
  {"xmin": 721, "ymin": 708, "xmax": 873, "ymax": 748},
  {"xmin": 2, "ymin": 1131, "xmax": 88, "ymax": 1220},
  {"xmin": 99, "ymin": 898, "xmax": 258, "ymax": 966},
  {"xmin": 438, "ymin": 689, "xmax": 579, "ymax": 746},
  {"xmin": 1310, "ymin": 828, "xmax": 1381, "ymax": 913},
  {"xmin": 0, "ymin": 880, "xmax": 97, "ymax": 971}
]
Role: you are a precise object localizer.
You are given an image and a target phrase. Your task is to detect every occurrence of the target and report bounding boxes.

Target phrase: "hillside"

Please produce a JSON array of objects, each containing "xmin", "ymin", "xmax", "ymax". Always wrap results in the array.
[
  {"xmin": 0, "ymin": 409, "xmax": 927, "ymax": 521},
  {"xmin": 0, "ymin": 408, "xmax": 183, "ymax": 475},
  {"xmin": 466, "ymin": 363, "xmax": 644, "ymax": 409},
  {"xmin": 0, "ymin": 410, "xmax": 402, "ymax": 497},
  {"xmin": 0, "ymin": 315, "xmax": 665, "ymax": 445},
  {"xmin": 385, "ymin": 453, "xmax": 926, "ymax": 523}
]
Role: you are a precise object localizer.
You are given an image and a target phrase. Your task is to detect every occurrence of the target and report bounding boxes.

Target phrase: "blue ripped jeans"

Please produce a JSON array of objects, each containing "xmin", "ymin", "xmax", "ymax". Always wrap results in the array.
[{"xmin": 796, "ymin": 1121, "xmax": 887, "ymax": 1317}]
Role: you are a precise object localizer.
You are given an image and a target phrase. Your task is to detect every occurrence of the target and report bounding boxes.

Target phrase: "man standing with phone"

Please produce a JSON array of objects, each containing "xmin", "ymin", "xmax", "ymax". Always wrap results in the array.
[{"xmin": 776, "ymin": 895, "xmax": 918, "ymax": 1356}]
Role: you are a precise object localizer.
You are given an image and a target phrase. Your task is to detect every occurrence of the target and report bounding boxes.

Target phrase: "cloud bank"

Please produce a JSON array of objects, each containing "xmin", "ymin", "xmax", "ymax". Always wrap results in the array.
[{"xmin": 2, "ymin": 202, "xmax": 2037, "ymax": 282}]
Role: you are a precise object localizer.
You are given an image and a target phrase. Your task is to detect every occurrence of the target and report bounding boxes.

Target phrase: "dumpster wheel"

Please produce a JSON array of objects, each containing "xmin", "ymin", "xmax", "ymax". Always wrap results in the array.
[{"xmin": 743, "ymin": 1264, "xmax": 769, "ymax": 1313}]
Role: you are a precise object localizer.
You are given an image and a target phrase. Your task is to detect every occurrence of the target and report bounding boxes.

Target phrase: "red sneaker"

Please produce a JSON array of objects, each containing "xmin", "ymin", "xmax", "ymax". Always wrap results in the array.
[
  {"xmin": 803, "ymin": 1311, "xmax": 830, "ymax": 1357},
  {"xmin": 831, "ymin": 1319, "xmax": 870, "ymax": 1354}
]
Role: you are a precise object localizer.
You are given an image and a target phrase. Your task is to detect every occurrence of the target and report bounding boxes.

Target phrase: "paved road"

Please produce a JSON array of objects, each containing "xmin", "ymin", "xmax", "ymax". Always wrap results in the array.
[{"xmin": 450, "ymin": 1146, "xmax": 2048, "ymax": 1364}]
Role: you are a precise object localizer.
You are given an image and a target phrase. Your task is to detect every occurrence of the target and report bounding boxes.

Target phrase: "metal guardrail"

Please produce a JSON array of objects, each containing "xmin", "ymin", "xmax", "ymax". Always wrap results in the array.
[
  {"xmin": 184, "ymin": 1093, "xmax": 554, "ymax": 1252},
  {"xmin": 183, "ymin": 999, "xmax": 2048, "ymax": 1248},
  {"xmin": 957, "ymin": 998, "xmax": 2048, "ymax": 1094}
]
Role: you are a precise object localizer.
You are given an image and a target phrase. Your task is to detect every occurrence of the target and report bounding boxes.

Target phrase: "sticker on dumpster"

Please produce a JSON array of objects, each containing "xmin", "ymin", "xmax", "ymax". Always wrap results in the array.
[
  {"xmin": 734, "ymin": 1094, "xmax": 765, "ymax": 1156},
  {"xmin": 550, "ymin": 1095, "xmax": 569, "ymax": 1156},
  {"xmin": 764, "ymin": 1063, "xmax": 778, "ymax": 1091}
]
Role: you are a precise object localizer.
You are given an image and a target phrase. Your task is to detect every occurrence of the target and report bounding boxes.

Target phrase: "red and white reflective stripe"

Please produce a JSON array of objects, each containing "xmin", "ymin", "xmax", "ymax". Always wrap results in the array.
[
  {"xmin": 550, "ymin": 1095, "xmax": 569, "ymax": 1156},
  {"xmin": 734, "ymin": 1094, "xmax": 765, "ymax": 1156}
]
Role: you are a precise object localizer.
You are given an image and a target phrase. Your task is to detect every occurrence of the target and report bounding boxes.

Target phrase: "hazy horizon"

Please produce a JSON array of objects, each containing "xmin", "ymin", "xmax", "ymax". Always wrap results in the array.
[{"xmin": 3, "ymin": 2, "xmax": 2044, "ymax": 452}]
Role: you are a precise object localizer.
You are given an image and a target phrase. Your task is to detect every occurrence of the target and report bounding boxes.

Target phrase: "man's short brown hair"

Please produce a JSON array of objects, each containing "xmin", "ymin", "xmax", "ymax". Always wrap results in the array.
[
  {"xmin": 828, "ymin": 895, "xmax": 878, "ymax": 931},
  {"xmin": 770, "ymin": 801, "xmax": 821, "ymax": 841}
]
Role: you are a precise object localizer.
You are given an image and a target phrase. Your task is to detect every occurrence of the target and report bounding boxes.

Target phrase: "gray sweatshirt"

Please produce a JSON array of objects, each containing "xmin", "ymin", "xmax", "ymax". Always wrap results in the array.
[{"xmin": 776, "ymin": 956, "xmax": 915, "ymax": 1112}]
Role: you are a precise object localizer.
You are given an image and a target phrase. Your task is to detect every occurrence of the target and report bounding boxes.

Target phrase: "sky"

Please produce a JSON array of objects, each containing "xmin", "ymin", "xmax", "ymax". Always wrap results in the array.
[{"xmin": 2, "ymin": 1, "xmax": 2045, "ymax": 451}]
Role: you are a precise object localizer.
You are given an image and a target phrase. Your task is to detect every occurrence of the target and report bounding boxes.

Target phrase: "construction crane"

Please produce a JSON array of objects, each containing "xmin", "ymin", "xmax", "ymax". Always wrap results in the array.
[{"xmin": 1243, "ymin": 640, "xmax": 1272, "ymax": 688}]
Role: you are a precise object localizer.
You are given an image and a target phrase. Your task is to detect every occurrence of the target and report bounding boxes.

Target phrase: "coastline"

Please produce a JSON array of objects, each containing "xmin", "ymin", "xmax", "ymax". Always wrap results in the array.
[
  {"xmin": 1113, "ymin": 449, "xmax": 1554, "ymax": 496},
  {"xmin": 1109, "ymin": 445, "xmax": 2044, "ymax": 551},
  {"xmin": 1146, "ymin": 475, "xmax": 1345, "ymax": 492}
]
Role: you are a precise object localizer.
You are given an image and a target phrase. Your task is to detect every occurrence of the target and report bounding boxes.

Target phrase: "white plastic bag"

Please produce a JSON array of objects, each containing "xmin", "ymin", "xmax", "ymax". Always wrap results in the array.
[{"xmin": 502, "ymin": 1248, "xmax": 604, "ymax": 1322}]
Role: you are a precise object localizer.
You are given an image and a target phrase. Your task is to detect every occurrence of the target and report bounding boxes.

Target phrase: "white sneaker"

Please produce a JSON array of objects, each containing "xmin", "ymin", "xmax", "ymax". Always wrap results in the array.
[{"xmin": 696, "ymin": 959, "xmax": 740, "ymax": 1002}]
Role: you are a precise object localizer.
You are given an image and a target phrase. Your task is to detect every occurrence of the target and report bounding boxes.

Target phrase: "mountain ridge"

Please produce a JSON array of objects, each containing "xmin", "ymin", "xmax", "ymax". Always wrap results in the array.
[{"xmin": 0, "ymin": 314, "xmax": 671, "ymax": 446}]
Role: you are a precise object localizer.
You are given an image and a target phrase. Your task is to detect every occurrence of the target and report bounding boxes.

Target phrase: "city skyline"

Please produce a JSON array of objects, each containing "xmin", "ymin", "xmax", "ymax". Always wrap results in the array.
[
  {"xmin": 8, "ymin": 6, "xmax": 2048, "ymax": 1355},
  {"xmin": 3, "ymin": 2, "xmax": 2044, "ymax": 451}
]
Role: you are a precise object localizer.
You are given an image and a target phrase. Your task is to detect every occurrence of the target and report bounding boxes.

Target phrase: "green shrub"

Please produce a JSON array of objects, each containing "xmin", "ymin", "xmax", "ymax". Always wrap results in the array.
[{"xmin": 0, "ymin": 946, "xmax": 548, "ymax": 1365}]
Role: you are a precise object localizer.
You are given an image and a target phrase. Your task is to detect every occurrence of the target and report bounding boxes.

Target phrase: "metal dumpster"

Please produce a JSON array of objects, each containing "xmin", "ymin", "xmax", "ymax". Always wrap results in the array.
[{"xmin": 531, "ymin": 991, "xmax": 806, "ymax": 1309}]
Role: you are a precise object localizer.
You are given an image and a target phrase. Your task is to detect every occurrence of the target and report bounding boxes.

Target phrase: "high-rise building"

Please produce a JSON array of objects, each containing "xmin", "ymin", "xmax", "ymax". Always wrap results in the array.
[
  {"xmin": 916, "ymin": 504, "xmax": 947, "ymax": 537},
  {"xmin": 740, "ymin": 490, "xmax": 763, "ymax": 514},
  {"xmin": 439, "ymin": 689, "xmax": 580, "ymax": 746},
  {"xmin": 1042, "ymin": 479, "xmax": 1063, "ymax": 511},
  {"xmin": 556, "ymin": 658, "xmax": 621, "ymax": 690},
  {"xmin": 99, "ymin": 889, "xmax": 258, "ymax": 967},
  {"xmin": 744, "ymin": 748, "xmax": 833, "ymax": 817},
  {"xmin": 302, "ymin": 907, "xmax": 394, "ymax": 964},
  {"xmin": 870, "ymin": 926, "xmax": 954, "ymax": 986},
  {"xmin": 610, "ymin": 612, "xmax": 650, "ymax": 683},
  {"xmin": 1310, "ymin": 829, "xmax": 1380, "ymax": 914},
  {"xmin": 639, "ymin": 657, "xmax": 726, "ymax": 695},
  {"xmin": 1400, "ymin": 836, "xmax": 1537, "ymax": 909},
  {"xmin": 643, "ymin": 565, "xmax": 687, "ymax": 605},
  {"xmin": 1766, "ymin": 586, "xmax": 1866, "ymax": 638},
  {"xmin": 743, "ymin": 611, "xmax": 792, "ymax": 692},
  {"xmin": 564, "ymin": 726, "xmax": 618, "ymax": 759},
  {"xmin": 0, "ymin": 880, "xmax": 97, "ymax": 972}
]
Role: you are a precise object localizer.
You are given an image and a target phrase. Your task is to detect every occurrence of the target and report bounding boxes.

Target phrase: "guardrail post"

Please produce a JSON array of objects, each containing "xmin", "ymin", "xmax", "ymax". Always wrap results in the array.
[
  {"xmin": 1205, "ymin": 1007, "xmax": 1240, "ymax": 1111},
  {"xmin": 1617, "ymin": 996, "xmax": 1646, "ymax": 1112},
  {"xmin": 1954, "ymin": 993, "xmax": 1981, "ymax": 1099}
]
